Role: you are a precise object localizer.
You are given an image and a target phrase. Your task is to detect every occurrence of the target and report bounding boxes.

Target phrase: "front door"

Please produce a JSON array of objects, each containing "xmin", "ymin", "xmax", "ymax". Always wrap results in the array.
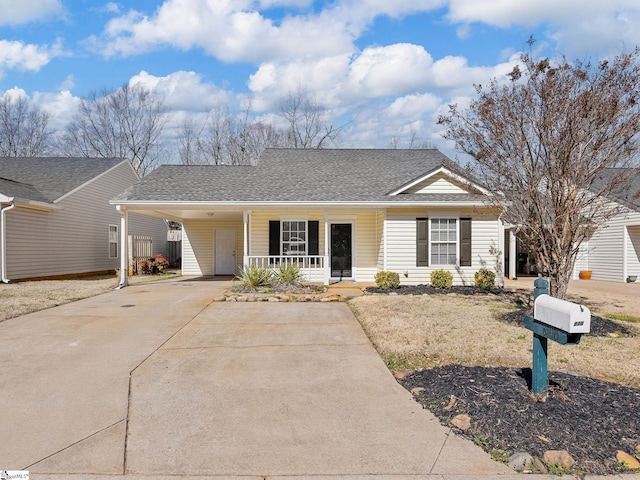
[
  {"xmin": 215, "ymin": 229, "xmax": 237, "ymax": 275},
  {"xmin": 331, "ymin": 223, "xmax": 352, "ymax": 279}
]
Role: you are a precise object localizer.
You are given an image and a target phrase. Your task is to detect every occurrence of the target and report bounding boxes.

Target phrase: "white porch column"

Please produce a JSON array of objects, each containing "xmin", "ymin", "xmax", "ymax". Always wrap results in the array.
[
  {"xmin": 509, "ymin": 229, "xmax": 517, "ymax": 280},
  {"xmin": 324, "ymin": 210, "xmax": 330, "ymax": 284},
  {"xmin": 383, "ymin": 209, "xmax": 388, "ymax": 271},
  {"xmin": 117, "ymin": 206, "xmax": 129, "ymax": 287},
  {"xmin": 243, "ymin": 210, "xmax": 250, "ymax": 267}
]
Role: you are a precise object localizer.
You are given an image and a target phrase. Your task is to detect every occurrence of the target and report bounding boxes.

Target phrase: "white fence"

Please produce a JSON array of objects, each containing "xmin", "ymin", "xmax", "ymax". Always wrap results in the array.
[
  {"xmin": 245, "ymin": 255, "xmax": 327, "ymax": 283},
  {"xmin": 128, "ymin": 235, "xmax": 153, "ymax": 274}
]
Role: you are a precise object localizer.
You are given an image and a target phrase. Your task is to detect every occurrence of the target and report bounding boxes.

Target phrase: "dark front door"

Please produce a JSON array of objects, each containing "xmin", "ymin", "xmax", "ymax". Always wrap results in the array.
[{"xmin": 331, "ymin": 223, "xmax": 352, "ymax": 278}]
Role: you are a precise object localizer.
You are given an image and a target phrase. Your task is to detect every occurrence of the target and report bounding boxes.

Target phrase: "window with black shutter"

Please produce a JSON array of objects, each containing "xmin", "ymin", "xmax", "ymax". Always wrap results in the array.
[{"xmin": 416, "ymin": 218, "xmax": 429, "ymax": 266}]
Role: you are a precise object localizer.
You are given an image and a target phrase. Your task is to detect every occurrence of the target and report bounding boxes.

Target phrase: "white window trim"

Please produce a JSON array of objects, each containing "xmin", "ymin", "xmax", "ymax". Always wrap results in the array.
[
  {"xmin": 109, "ymin": 224, "xmax": 119, "ymax": 259},
  {"xmin": 281, "ymin": 219, "xmax": 308, "ymax": 256},
  {"xmin": 429, "ymin": 217, "xmax": 459, "ymax": 266}
]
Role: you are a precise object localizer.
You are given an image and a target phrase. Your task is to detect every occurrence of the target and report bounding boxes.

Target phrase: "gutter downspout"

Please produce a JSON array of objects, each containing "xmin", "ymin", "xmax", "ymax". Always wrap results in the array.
[{"xmin": 1, "ymin": 200, "xmax": 16, "ymax": 283}]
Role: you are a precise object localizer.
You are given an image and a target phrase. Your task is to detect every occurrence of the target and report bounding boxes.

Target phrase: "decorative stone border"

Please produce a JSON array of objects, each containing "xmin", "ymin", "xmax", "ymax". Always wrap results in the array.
[{"xmin": 214, "ymin": 291, "xmax": 344, "ymax": 302}]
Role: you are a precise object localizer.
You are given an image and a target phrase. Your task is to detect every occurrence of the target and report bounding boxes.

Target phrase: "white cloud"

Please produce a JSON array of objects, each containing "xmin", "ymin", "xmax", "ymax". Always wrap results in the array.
[
  {"xmin": 446, "ymin": 0, "xmax": 640, "ymax": 28},
  {"xmin": 0, "ymin": 0, "xmax": 63, "ymax": 25},
  {"xmin": 346, "ymin": 44, "xmax": 434, "ymax": 98},
  {"xmin": 32, "ymin": 90, "xmax": 81, "ymax": 130},
  {"xmin": 95, "ymin": 0, "xmax": 353, "ymax": 62},
  {"xmin": 385, "ymin": 93, "xmax": 441, "ymax": 119},
  {"xmin": 129, "ymin": 70, "xmax": 231, "ymax": 112},
  {"xmin": 549, "ymin": 10, "xmax": 640, "ymax": 59},
  {"xmin": 0, "ymin": 40, "xmax": 62, "ymax": 74}
]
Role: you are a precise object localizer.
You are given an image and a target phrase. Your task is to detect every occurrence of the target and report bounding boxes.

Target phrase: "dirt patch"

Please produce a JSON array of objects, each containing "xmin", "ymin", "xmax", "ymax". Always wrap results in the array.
[{"xmin": 401, "ymin": 365, "xmax": 640, "ymax": 475}]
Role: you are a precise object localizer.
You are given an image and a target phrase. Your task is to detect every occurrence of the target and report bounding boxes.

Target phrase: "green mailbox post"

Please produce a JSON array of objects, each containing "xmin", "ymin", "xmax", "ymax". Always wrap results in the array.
[{"xmin": 524, "ymin": 277, "xmax": 591, "ymax": 396}]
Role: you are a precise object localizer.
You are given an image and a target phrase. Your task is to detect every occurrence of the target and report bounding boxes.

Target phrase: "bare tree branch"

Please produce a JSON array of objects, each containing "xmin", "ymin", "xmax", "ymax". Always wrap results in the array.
[
  {"xmin": 0, "ymin": 96, "xmax": 53, "ymax": 156},
  {"xmin": 439, "ymin": 45, "xmax": 640, "ymax": 298},
  {"xmin": 59, "ymin": 84, "xmax": 166, "ymax": 175}
]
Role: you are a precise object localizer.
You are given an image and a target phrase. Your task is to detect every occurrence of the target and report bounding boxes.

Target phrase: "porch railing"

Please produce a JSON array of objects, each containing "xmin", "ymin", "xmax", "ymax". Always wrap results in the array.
[{"xmin": 245, "ymin": 255, "xmax": 328, "ymax": 284}]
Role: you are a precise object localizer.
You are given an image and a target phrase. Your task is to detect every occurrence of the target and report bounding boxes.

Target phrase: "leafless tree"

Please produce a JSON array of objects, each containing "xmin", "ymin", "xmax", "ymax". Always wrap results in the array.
[
  {"xmin": 59, "ymin": 84, "xmax": 166, "ymax": 175},
  {"xmin": 177, "ymin": 103, "xmax": 283, "ymax": 165},
  {"xmin": 0, "ymin": 96, "xmax": 53, "ymax": 156},
  {"xmin": 389, "ymin": 130, "xmax": 435, "ymax": 149},
  {"xmin": 439, "ymin": 42, "xmax": 640, "ymax": 298},
  {"xmin": 277, "ymin": 86, "xmax": 342, "ymax": 148}
]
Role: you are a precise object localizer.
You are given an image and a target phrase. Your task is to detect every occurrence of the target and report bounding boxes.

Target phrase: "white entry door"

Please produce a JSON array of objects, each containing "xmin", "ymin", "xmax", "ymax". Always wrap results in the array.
[{"xmin": 215, "ymin": 229, "xmax": 237, "ymax": 275}]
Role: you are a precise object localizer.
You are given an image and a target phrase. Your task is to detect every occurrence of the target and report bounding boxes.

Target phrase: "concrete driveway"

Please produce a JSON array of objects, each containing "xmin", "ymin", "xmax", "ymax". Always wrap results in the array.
[{"xmin": 0, "ymin": 278, "xmax": 511, "ymax": 478}]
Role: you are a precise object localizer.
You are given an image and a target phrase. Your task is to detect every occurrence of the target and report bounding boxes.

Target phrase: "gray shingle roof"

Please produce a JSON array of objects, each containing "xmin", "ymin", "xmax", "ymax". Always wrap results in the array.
[
  {"xmin": 590, "ymin": 168, "xmax": 640, "ymax": 211},
  {"xmin": 0, "ymin": 157, "xmax": 126, "ymax": 202},
  {"xmin": 115, "ymin": 148, "xmax": 489, "ymax": 204},
  {"xmin": 0, "ymin": 177, "xmax": 50, "ymax": 203}
]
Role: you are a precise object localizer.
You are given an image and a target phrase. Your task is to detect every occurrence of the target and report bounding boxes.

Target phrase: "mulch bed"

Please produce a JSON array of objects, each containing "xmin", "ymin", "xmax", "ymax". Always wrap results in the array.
[
  {"xmin": 366, "ymin": 284, "xmax": 635, "ymax": 337},
  {"xmin": 401, "ymin": 365, "xmax": 640, "ymax": 475},
  {"xmin": 365, "ymin": 284, "xmax": 506, "ymax": 296},
  {"xmin": 369, "ymin": 284, "xmax": 640, "ymax": 473}
]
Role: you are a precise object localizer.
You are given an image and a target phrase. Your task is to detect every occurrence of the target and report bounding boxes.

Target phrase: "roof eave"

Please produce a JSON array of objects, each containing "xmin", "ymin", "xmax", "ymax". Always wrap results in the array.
[{"xmin": 112, "ymin": 200, "xmax": 496, "ymax": 209}]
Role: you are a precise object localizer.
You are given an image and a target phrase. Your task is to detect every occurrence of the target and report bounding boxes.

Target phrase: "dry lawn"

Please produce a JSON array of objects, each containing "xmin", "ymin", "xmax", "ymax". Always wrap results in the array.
[
  {"xmin": 0, "ymin": 272, "xmax": 178, "ymax": 322},
  {"xmin": 349, "ymin": 291, "xmax": 640, "ymax": 388}
]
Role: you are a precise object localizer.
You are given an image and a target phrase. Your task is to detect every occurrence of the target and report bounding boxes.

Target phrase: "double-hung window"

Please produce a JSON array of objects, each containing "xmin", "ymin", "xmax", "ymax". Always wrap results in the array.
[
  {"xmin": 109, "ymin": 225, "xmax": 119, "ymax": 258},
  {"xmin": 281, "ymin": 220, "xmax": 307, "ymax": 256},
  {"xmin": 269, "ymin": 220, "xmax": 319, "ymax": 260},
  {"xmin": 416, "ymin": 217, "xmax": 472, "ymax": 267},
  {"xmin": 430, "ymin": 218, "xmax": 457, "ymax": 265}
]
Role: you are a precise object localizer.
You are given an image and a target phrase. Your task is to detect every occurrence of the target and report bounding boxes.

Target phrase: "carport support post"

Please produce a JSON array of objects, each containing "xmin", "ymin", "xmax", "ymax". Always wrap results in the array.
[
  {"xmin": 531, "ymin": 276, "xmax": 549, "ymax": 395},
  {"xmin": 117, "ymin": 206, "xmax": 129, "ymax": 287}
]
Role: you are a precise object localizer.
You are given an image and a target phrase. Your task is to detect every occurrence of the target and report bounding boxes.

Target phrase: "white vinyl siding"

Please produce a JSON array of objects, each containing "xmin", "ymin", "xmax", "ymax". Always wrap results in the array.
[
  {"xmin": 248, "ymin": 210, "xmax": 378, "ymax": 282},
  {"xmin": 385, "ymin": 208, "xmax": 501, "ymax": 285},
  {"xmin": 404, "ymin": 173, "xmax": 470, "ymax": 194},
  {"xmin": 181, "ymin": 219, "xmax": 243, "ymax": 276},
  {"xmin": 4, "ymin": 161, "xmax": 168, "ymax": 281},
  {"xmin": 577, "ymin": 205, "xmax": 640, "ymax": 282}
]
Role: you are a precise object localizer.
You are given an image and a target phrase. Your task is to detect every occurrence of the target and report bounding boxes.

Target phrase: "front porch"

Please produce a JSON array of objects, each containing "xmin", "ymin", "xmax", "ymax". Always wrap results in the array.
[{"xmin": 117, "ymin": 207, "xmax": 380, "ymax": 287}]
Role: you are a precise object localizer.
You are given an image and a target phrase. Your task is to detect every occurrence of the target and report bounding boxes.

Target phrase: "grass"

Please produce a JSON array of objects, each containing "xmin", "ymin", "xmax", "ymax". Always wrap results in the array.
[
  {"xmin": 604, "ymin": 312, "xmax": 640, "ymax": 323},
  {"xmin": 0, "ymin": 271, "xmax": 179, "ymax": 322},
  {"xmin": 349, "ymin": 292, "xmax": 640, "ymax": 388}
]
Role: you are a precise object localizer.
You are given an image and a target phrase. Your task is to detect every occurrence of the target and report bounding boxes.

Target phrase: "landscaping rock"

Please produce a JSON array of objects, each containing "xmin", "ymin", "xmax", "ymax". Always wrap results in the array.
[
  {"xmin": 213, "ymin": 295, "xmax": 226, "ymax": 302},
  {"xmin": 616, "ymin": 451, "xmax": 640, "ymax": 470},
  {"xmin": 225, "ymin": 296, "xmax": 237, "ymax": 302},
  {"xmin": 508, "ymin": 452, "xmax": 534, "ymax": 472},
  {"xmin": 450, "ymin": 414, "xmax": 471, "ymax": 431},
  {"xmin": 532, "ymin": 456, "xmax": 548, "ymax": 473},
  {"xmin": 410, "ymin": 387, "xmax": 425, "ymax": 396},
  {"xmin": 543, "ymin": 450, "xmax": 575, "ymax": 469},
  {"xmin": 236, "ymin": 296, "xmax": 247, "ymax": 302},
  {"xmin": 268, "ymin": 297, "xmax": 280, "ymax": 302}
]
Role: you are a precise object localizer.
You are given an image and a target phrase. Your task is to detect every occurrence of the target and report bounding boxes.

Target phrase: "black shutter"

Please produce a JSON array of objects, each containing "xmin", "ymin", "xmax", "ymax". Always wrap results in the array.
[
  {"xmin": 460, "ymin": 218, "xmax": 472, "ymax": 267},
  {"xmin": 308, "ymin": 220, "xmax": 319, "ymax": 255},
  {"xmin": 269, "ymin": 221, "xmax": 280, "ymax": 256},
  {"xmin": 416, "ymin": 218, "xmax": 429, "ymax": 267}
]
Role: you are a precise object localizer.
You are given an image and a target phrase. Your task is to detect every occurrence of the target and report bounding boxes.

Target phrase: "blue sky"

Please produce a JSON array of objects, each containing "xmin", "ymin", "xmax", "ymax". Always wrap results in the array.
[{"xmin": 2, "ymin": 0, "xmax": 640, "ymax": 160}]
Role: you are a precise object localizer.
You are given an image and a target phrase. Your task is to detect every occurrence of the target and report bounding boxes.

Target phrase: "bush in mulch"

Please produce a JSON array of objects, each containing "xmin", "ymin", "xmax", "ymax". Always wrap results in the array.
[{"xmin": 401, "ymin": 365, "xmax": 640, "ymax": 475}]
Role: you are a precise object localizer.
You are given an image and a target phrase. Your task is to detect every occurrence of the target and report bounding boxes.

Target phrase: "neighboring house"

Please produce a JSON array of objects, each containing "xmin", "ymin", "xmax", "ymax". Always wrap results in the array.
[
  {"xmin": 0, "ymin": 157, "xmax": 168, "ymax": 282},
  {"xmin": 112, "ymin": 148, "xmax": 505, "ymax": 286},
  {"xmin": 572, "ymin": 171, "xmax": 640, "ymax": 283}
]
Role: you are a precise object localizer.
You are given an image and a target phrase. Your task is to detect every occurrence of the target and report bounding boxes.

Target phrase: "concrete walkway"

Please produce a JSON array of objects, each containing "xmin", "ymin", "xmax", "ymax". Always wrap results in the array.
[{"xmin": 0, "ymin": 277, "xmax": 518, "ymax": 478}]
